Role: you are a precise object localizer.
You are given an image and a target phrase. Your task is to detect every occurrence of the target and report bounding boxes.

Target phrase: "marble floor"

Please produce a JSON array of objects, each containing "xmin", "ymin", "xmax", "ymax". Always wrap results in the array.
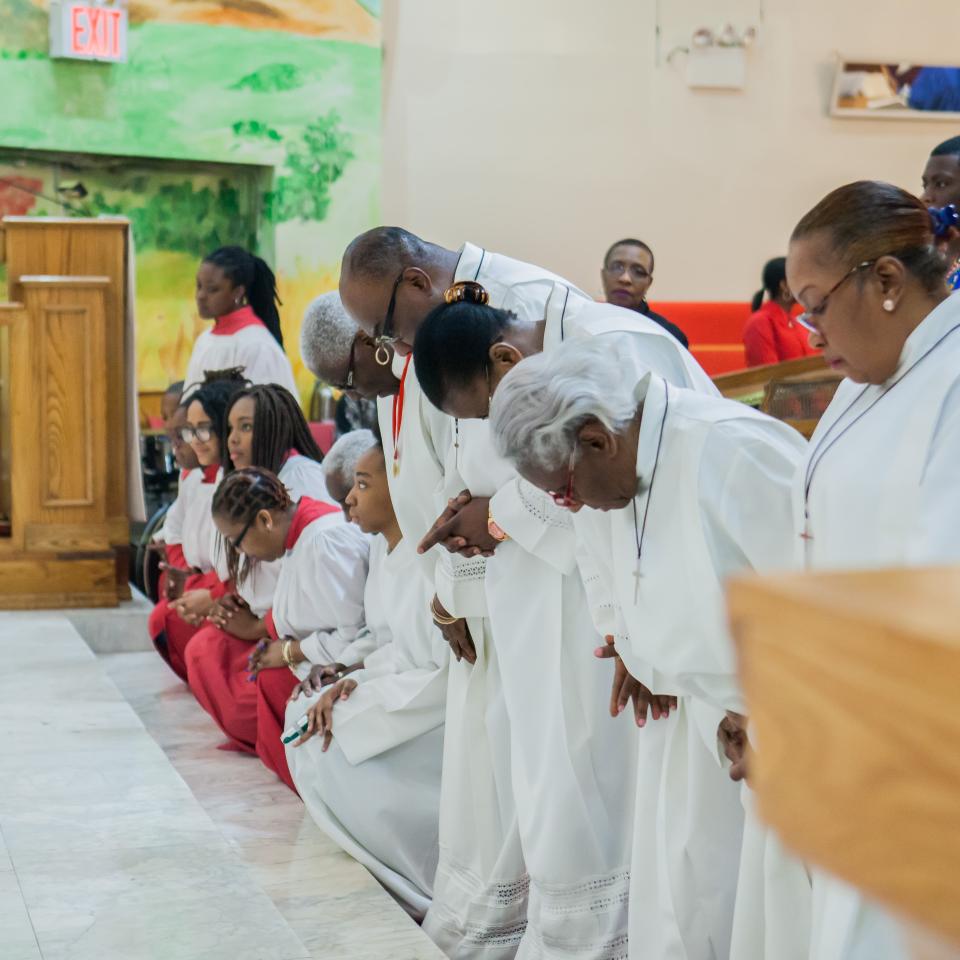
[{"xmin": 0, "ymin": 613, "xmax": 444, "ymax": 960}]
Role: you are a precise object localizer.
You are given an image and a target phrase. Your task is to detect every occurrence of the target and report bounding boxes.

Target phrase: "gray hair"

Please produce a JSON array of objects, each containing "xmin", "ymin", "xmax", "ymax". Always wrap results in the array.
[
  {"xmin": 490, "ymin": 335, "xmax": 641, "ymax": 475},
  {"xmin": 322, "ymin": 429, "xmax": 378, "ymax": 493},
  {"xmin": 300, "ymin": 291, "xmax": 357, "ymax": 382}
]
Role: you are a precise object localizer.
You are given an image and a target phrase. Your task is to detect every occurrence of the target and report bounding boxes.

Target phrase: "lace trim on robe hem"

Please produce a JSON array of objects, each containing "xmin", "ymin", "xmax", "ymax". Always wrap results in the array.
[
  {"xmin": 444, "ymin": 555, "xmax": 488, "ymax": 582},
  {"xmin": 427, "ymin": 854, "xmax": 530, "ymax": 947},
  {"xmin": 522, "ymin": 869, "xmax": 631, "ymax": 956},
  {"xmin": 518, "ymin": 481, "xmax": 572, "ymax": 530}
]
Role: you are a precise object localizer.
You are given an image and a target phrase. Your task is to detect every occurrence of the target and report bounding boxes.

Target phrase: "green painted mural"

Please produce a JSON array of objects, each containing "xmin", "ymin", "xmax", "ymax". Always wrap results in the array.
[{"xmin": 0, "ymin": 0, "xmax": 381, "ymax": 402}]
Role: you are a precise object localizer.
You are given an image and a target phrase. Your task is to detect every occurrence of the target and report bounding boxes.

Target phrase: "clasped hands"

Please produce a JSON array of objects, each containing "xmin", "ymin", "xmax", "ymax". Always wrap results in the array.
[{"xmin": 418, "ymin": 490, "xmax": 498, "ymax": 559}]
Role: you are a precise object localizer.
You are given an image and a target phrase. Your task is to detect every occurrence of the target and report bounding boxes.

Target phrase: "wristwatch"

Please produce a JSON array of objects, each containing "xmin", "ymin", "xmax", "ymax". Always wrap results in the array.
[{"xmin": 487, "ymin": 509, "xmax": 509, "ymax": 543}]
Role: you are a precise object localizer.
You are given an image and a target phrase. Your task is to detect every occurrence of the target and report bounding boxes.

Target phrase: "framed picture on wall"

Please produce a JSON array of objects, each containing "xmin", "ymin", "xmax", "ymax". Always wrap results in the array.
[{"xmin": 831, "ymin": 58, "xmax": 960, "ymax": 120}]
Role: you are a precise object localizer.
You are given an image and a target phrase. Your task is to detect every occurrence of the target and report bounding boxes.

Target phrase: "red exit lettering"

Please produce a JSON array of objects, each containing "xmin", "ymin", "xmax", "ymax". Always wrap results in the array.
[{"xmin": 69, "ymin": 6, "xmax": 123, "ymax": 60}]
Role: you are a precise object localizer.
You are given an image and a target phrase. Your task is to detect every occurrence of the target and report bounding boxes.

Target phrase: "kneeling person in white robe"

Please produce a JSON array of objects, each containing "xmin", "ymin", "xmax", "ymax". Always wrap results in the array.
[
  {"xmin": 489, "ymin": 337, "xmax": 806, "ymax": 960},
  {"xmin": 287, "ymin": 442, "xmax": 449, "ymax": 921}
]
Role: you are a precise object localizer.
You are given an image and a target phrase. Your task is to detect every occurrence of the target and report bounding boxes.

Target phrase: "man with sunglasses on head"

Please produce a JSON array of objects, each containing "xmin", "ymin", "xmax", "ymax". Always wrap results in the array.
[{"xmin": 601, "ymin": 238, "xmax": 689, "ymax": 346}]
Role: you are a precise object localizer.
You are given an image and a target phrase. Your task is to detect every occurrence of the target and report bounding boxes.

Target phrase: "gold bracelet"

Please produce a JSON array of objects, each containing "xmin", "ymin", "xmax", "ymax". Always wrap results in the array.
[
  {"xmin": 430, "ymin": 597, "xmax": 458, "ymax": 626},
  {"xmin": 281, "ymin": 639, "xmax": 297, "ymax": 670}
]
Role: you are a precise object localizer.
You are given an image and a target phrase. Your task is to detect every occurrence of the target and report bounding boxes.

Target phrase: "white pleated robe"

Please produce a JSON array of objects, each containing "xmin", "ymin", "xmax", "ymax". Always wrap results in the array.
[
  {"xmin": 574, "ymin": 373, "xmax": 805, "ymax": 960},
  {"xmin": 798, "ymin": 292, "xmax": 960, "ymax": 960},
  {"xmin": 286, "ymin": 535, "xmax": 449, "ymax": 920}
]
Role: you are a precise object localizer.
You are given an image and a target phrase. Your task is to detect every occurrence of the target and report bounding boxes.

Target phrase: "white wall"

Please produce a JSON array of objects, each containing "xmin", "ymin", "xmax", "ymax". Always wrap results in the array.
[{"xmin": 381, "ymin": 0, "xmax": 960, "ymax": 302}]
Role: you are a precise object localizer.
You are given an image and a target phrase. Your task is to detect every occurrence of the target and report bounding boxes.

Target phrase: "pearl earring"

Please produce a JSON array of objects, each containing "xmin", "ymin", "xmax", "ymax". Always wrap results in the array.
[{"xmin": 882, "ymin": 299, "xmax": 895, "ymax": 312}]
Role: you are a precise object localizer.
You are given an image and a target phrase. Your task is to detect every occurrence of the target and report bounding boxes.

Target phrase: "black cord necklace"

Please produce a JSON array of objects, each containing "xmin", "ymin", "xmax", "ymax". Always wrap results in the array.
[
  {"xmin": 632, "ymin": 382, "xmax": 669, "ymax": 603},
  {"xmin": 802, "ymin": 320, "xmax": 960, "ymax": 541}
]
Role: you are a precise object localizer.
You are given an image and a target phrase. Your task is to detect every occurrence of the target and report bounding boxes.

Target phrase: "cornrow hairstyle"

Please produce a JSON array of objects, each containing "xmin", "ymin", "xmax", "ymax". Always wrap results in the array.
[
  {"xmin": 212, "ymin": 467, "xmax": 292, "ymax": 586},
  {"xmin": 223, "ymin": 383, "xmax": 324, "ymax": 478},
  {"xmin": 203, "ymin": 245, "xmax": 285, "ymax": 351},
  {"xmin": 181, "ymin": 374, "xmax": 250, "ymax": 452}
]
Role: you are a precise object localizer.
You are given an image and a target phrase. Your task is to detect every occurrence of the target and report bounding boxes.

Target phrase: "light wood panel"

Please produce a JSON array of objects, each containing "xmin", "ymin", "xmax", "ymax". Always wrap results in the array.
[
  {"xmin": 3, "ymin": 218, "xmax": 132, "ymax": 604},
  {"xmin": 728, "ymin": 567, "xmax": 960, "ymax": 947},
  {"xmin": 3, "ymin": 218, "xmax": 129, "ymax": 543}
]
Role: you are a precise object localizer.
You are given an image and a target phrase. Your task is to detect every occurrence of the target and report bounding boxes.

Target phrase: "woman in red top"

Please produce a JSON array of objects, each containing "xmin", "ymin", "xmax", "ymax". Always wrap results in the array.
[{"xmin": 743, "ymin": 257, "xmax": 819, "ymax": 366}]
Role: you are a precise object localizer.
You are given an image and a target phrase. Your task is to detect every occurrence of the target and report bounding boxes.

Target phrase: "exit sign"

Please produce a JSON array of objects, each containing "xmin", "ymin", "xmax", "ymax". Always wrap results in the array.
[{"xmin": 49, "ymin": 2, "xmax": 128, "ymax": 63}]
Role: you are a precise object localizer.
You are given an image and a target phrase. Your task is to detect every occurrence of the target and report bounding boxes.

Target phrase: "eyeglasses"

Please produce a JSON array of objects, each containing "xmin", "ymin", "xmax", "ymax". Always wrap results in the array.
[
  {"xmin": 795, "ymin": 260, "xmax": 875, "ymax": 333},
  {"xmin": 178, "ymin": 424, "xmax": 214, "ymax": 444},
  {"xmin": 226, "ymin": 513, "xmax": 257, "ymax": 552},
  {"xmin": 604, "ymin": 260, "xmax": 652, "ymax": 283},
  {"xmin": 549, "ymin": 450, "xmax": 578, "ymax": 508},
  {"xmin": 375, "ymin": 272, "xmax": 405, "ymax": 348},
  {"xmin": 331, "ymin": 337, "xmax": 357, "ymax": 391}
]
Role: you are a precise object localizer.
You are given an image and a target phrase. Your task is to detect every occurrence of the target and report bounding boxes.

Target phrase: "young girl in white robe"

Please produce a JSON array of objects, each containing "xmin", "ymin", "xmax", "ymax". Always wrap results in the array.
[
  {"xmin": 286, "ymin": 442, "xmax": 449, "ymax": 921},
  {"xmin": 190, "ymin": 467, "xmax": 368, "ymax": 773},
  {"xmin": 185, "ymin": 245, "xmax": 297, "ymax": 395}
]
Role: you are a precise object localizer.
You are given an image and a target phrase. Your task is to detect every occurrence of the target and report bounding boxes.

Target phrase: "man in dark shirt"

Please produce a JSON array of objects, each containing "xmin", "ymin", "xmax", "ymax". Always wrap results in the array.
[
  {"xmin": 920, "ymin": 136, "xmax": 960, "ymax": 290},
  {"xmin": 600, "ymin": 238, "xmax": 689, "ymax": 347}
]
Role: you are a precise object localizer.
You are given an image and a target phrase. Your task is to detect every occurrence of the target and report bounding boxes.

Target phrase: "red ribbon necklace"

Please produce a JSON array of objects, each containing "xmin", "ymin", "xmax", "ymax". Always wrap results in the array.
[{"xmin": 391, "ymin": 355, "xmax": 412, "ymax": 477}]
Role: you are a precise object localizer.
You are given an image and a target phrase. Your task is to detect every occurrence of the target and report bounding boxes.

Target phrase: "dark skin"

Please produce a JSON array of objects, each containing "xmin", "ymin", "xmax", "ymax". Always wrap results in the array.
[
  {"xmin": 333, "ymin": 332, "xmax": 401, "ymax": 400},
  {"xmin": 594, "ymin": 635, "xmax": 677, "ymax": 726},
  {"xmin": 339, "ymin": 247, "xmax": 461, "ymax": 356},
  {"xmin": 601, "ymin": 243, "xmax": 654, "ymax": 312},
  {"xmin": 417, "ymin": 321, "xmax": 546, "ymax": 560},
  {"xmin": 291, "ymin": 448, "xmax": 403, "ymax": 745},
  {"xmin": 921, "ymin": 153, "xmax": 960, "ymax": 261},
  {"xmin": 195, "ymin": 261, "xmax": 245, "ymax": 320},
  {"xmin": 787, "ymin": 233, "xmax": 949, "ymax": 385},
  {"xmin": 718, "ymin": 711, "xmax": 751, "ymax": 782}
]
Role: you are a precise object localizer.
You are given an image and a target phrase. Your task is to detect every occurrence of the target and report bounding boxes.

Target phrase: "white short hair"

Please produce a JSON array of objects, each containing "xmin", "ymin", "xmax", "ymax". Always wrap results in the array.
[
  {"xmin": 322, "ymin": 429, "xmax": 378, "ymax": 492},
  {"xmin": 300, "ymin": 291, "xmax": 357, "ymax": 382},
  {"xmin": 490, "ymin": 335, "xmax": 641, "ymax": 475}
]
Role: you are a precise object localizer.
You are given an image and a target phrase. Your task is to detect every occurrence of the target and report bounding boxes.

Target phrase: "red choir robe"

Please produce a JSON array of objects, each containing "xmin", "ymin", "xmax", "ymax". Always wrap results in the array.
[{"xmin": 148, "ymin": 463, "xmax": 223, "ymax": 680}]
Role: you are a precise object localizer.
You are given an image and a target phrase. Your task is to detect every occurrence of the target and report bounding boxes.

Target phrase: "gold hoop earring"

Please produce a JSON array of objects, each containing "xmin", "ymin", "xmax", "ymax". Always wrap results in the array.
[{"xmin": 375, "ymin": 344, "xmax": 392, "ymax": 367}]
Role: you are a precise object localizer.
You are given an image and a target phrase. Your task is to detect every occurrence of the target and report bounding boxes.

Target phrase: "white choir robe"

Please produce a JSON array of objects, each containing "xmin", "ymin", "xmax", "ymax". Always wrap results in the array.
[
  {"xmin": 797, "ymin": 291, "xmax": 960, "ymax": 960},
  {"xmin": 574, "ymin": 373, "xmax": 805, "ymax": 960},
  {"xmin": 210, "ymin": 455, "xmax": 335, "ymax": 617},
  {"xmin": 267, "ymin": 510, "xmax": 369, "ymax": 666},
  {"xmin": 286, "ymin": 535, "xmax": 449, "ymax": 920},
  {"xmin": 426, "ymin": 247, "xmax": 719, "ymax": 960},
  {"xmin": 184, "ymin": 306, "xmax": 298, "ymax": 395}
]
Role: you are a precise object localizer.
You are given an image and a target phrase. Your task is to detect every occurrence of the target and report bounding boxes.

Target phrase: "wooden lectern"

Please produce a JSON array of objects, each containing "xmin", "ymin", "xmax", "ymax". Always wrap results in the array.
[
  {"xmin": 0, "ymin": 217, "xmax": 133, "ymax": 608},
  {"xmin": 728, "ymin": 567, "xmax": 960, "ymax": 948}
]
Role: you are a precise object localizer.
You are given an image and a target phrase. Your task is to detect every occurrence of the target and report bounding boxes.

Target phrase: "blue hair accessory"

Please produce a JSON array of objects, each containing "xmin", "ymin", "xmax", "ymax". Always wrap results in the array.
[{"xmin": 929, "ymin": 204, "xmax": 959, "ymax": 239}]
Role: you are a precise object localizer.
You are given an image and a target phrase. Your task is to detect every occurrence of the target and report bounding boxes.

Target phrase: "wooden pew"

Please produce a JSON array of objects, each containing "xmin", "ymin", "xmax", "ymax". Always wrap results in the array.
[
  {"xmin": 0, "ymin": 218, "xmax": 132, "ymax": 607},
  {"xmin": 713, "ymin": 355, "xmax": 840, "ymax": 438},
  {"xmin": 728, "ymin": 567, "xmax": 960, "ymax": 948}
]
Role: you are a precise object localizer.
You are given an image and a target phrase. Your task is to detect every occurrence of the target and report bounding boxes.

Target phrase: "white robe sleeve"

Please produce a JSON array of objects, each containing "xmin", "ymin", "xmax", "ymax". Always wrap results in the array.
[
  {"xmin": 291, "ymin": 525, "xmax": 368, "ymax": 665},
  {"xmin": 160, "ymin": 478, "xmax": 188, "ymax": 546},
  {"xmin": 910, "ymin": 378, "xmax": 960, "ymax": 563},
  {"xmin": 694, "ymin": 417, "xmax": 805, "ymax": 713},
  {"xmin": 335, "ymin": 627, "xmax": 383, "ymax": 668},
  {"xmin": 488, "ymin": 477, "xmax": 578, "ymax": 576}
]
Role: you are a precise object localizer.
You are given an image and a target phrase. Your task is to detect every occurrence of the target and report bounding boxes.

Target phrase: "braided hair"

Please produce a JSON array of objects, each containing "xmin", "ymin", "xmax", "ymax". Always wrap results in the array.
[
  {"xmin": 182, "ymin": 371, "xmax": 250, "ymax": 455},
  {"xmin": 203, "ymin": 245, "xmax": 285, "ymax": 350},
  {"xmin": 224, "ymin": 384, "xmax": 324, "ymax": 477},
  {"xmin": 212, "ymin": 467, "xmax": 292, "ymax": 585}
]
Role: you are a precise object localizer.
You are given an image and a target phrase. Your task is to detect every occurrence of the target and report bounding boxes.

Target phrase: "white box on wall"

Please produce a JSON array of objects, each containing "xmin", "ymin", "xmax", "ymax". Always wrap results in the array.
[{"xmin": 686, "ymin": 47, "xmax": 746, "ymax": 90}]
